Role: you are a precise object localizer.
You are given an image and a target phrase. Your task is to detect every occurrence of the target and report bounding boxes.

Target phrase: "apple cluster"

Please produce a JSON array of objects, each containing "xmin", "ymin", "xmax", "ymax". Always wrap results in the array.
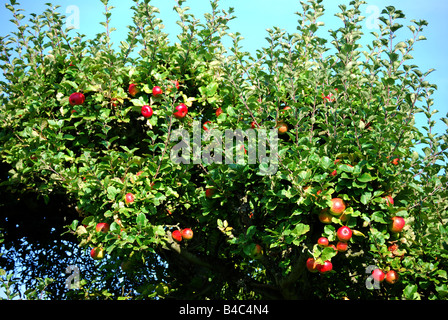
[
  {"xmin": 308, "ymin": 194, "xmax": 405, "ymax": 284},
  {"xmin": 172, "ymin": 228, "xmax": 194, "ymax": 242},
  {"xmin": 127, "ymin": 81, "xmax": 188, "ymax": 120},
  {"xmin": 68, "ymin": 79, "xmax": 187, "ymax": 122},
  {"xmin": 89, "ymin": 222, "xmax": 110, "ymax": 260}
]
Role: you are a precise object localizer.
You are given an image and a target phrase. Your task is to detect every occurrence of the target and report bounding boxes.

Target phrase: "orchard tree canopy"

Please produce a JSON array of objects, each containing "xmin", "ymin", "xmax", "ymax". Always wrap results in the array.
[{"xmin": 1, "ymin": 0, "xmax": 448, "ymax": 300}]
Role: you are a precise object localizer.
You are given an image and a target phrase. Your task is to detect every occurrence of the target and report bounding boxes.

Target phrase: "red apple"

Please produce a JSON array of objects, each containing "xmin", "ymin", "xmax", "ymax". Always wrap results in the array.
[
  {"xmin": 384, "ymin": 195, "xmax": 394, "ymax": 206},
  {"xmin": 173, "ymin": 103, "xmax": 188, "ymax": 119},
  {"xmin": 125, "ymin": 192, "xmax": 135, "ymax": 204},
  {"xmin": 317, "ymin": 237, "xmax": 329, "ymax": 247},
  {"xmin": 181, "ymin": 228, "xmax": 193, "ymax": 240},
  {"xmin": 392, "ymin": 158, "xmax": 399, "ymax": 165},
  {"xmin": 172, "ymin": 230, "xmax": 182, "ymax": 242},
  {"xmin": 128, "ymin": 83, "xmax": 139, "ymax": 96},
  {"xmin": 96, "ymin": 222, "xmax": 110, "ymax": 233},
  {"xmin": 372, "ymin": 268, "xmax": 385, "ymax": 282},
  {"xmin": 317, "ymin": 260, "xmax": 333, "ymax": 274},
  {"xmin": 389, "ymin": 216, "xmax": 405, "ymax": 233},
  {"xmin": 216, "ymin": 107, "xmax": 223, "ymax": 117},
  {"xmin": 141, "ymin": 105, "xmax": 153, "ymax": 118},
  {"xmin": 337, "ymin": 226, "xmax": 352, "ymax": 242},
  {"xmin": 152, "ymin": 86, "xmax": 163, "ymax": 96},
  {"xmin": 69, "ymin": 92, "xmax": 85, "ymax": 106},
  {"xmin": 336, "ymin": 241, "xmax": 348, "ymax": 252},
  {"xmin": 318, "ymin": 209, "xmax": 333, "ymax": 224},
  {"xmin": 90, "ymin": 247, "xmax": 105, "ymax": 260},
  {"xmin": 306, "ymin": 258, "xmax": 319, "ymax": 273},
  {"xmin": 385, "ymin": 270, "xmax": 399, "ymax": 284},
  {"xmin": 330, "ymin": 198, "xmax": 346, "ymax": 216},
  {"xmin": 251, "ymin": 121, "xmax": 258, "ymax": 129},
  {"xmin": 330, "ymin": 169, "xmax": 337, "ymax": 177},
  {"xmin": 388, "ymin": 243, "xmax": 399, "ymax": 253}
]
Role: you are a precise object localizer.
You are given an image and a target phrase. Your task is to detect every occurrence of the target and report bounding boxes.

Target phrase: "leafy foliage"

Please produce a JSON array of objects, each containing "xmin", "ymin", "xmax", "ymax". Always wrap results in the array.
[{"xmin": 0, "ymin": 0, "xmax": 447, "ymax": 300}]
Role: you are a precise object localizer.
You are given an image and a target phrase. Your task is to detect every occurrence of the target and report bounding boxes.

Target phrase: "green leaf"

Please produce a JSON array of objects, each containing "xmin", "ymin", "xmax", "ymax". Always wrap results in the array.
[
  {"xmin": 320, "ymin": 156, "xmax": 332, "ymax": 169},
  {"xmin": 206, "ymin": 81, "xmax": 218, "ymax": 96},
  {"xmin": 436, "ymin": 284, "xmax": 448, "ymax": 298},
  {"xmin": 321, "ymin": 246, "xmax": 338, "ymax": 261},
  {"xmin": 360, "ymin": 192, "xmax": 372, "ymax": 205},
  {"xmin": 357, "ymin": 173, "xmax": 375, "ymax": 182},
  {"xmin": 404, "ymin": 284, "xmax": 420, "ymax": 300},
  {"xmin": 371, "ymin": 211, "xmax": 388, "ymax": 224},
  {"xmin": 292, "ymin": 223, "xmax": 310, "ymax": 236},
  {"xmin": 107, "ymin": 186, "xmax": 119, "ymax": 200}
]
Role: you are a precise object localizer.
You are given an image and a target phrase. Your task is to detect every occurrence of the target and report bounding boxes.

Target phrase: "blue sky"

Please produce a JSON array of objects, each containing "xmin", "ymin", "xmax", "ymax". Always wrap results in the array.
[
  {"xmin": 0, "ymin": 0, "xmax": 446, "ymax": 299},
  {"xmin": 0, "ymin": 0, "xmax": 447, "ymax": 137}
]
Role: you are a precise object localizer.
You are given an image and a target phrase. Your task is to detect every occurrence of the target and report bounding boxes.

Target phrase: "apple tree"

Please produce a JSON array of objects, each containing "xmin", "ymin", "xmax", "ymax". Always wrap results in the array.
[{"xmin": 0, "ymin": 0, "xmax": 447, "ymax": 300}]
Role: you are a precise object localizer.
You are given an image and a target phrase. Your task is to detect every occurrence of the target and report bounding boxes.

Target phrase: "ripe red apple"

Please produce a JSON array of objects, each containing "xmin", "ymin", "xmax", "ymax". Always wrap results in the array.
[
  {"xmin": 384, "ymin": 195, "xmax": 394, "ymax": 206},
  {"xmin": 317, "ymin": 237, "xmax": 329, "ymax": 247},
  {"xmin": 69, "ymin": 92, "xmax": 85, "ymax": 106},
  {"xmin": 330, "ymin": 169, "xmax": 337, "ymax": 177},
  {"xmin": 128, "ymin": 83, "xmax": 139, "ymax": 96},
  {"xmin": 336, "ymin": 241, "xmax": 348, "ymax": 252},
  {"xmin": 141, "ymin": 105, "xmax": 153, "ymax": 118},
  {"xmin": 318, "ymin": 209, "xmax": 333, "ymax": 224},
  {"xmin": 216, "ymin": 107, "xmax": 223, "ymax": 117},
  {"xmin": 181, "ymin": 228, "xmax": 193, "ymax": 240},
  {"xmin": 251, "ymin": 121, "xmax": 258, "ymax": 129},
  {"xmin": 152, "ymin": 86, "xmax": 163, "ymax": 96},
  {"xmin": 317, "ymin": 260, "xmax": 333, "ymax": 274},
  {"xmin": 389, "ymin": 216, "xmax": 405, "ymax": 233},
  {"xmin": 172, "ymin": 230, "xmax": 182, "ymax": 242},
  {"xmin": 392, "ymin": 158, "xmax": 399, "ymax": 165},
  {"xmin": 173, "ymin": 103, "xmax": 188, "ymax": 119},
  {"xmin": 96, "ymin": 222, "xmax": 110, "ymax": 233},
  {"xmin": 385, "ymin": 270, "xmax": 399, "ymax": 284},
  {"xmin": 90, "ymin": 247, "xmax": 105, "ymax": 260},
  {"xmin": 329, "ymin": 198, "xmax": 346, "ymax": 216},
  {"xmin": 125, "ymin": 192, "xmax": 135, "ymax": 204},
  {"xmin": 372, "ymin": 269, "xmax": 385, "ymax": 282},
  {"xmin": 337, "ymin": 226, "xmax": 352, "ymax": 242},
  {"xmin": 205, "ymin": 188, "xmax": 215, "ymax": 198},
  {"xmin": 306, "ymin": 258, "xmax": 319, "ymax": 273}
]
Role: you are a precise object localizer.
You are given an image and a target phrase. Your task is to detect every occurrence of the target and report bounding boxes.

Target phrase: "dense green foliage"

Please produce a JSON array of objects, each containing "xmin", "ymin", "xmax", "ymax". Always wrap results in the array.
[{"xmin": 1, "ymin": 0, "xmax": 447, "ymax": 300}]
